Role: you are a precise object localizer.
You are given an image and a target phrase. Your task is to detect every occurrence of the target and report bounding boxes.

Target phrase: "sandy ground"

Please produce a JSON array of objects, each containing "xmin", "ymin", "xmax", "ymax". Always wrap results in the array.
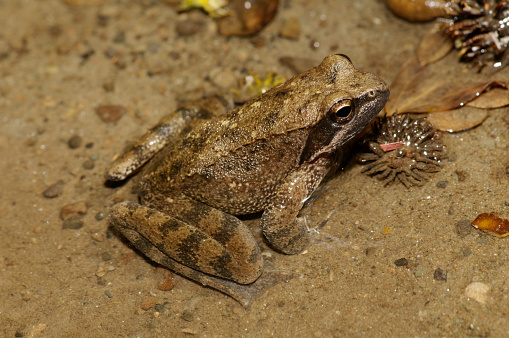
[{"xmin": 1, "ymin": 0, "xmax": 508, "ymax": 336}]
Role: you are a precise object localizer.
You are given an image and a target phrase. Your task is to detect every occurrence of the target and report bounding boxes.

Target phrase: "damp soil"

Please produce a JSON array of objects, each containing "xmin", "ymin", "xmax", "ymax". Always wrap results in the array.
[{"xmin": 1, "ymin": 0, "xmax": 508, "ymax": 336}]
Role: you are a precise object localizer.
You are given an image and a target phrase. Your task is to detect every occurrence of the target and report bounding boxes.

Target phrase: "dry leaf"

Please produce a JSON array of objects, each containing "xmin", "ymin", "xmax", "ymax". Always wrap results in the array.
[
  {"xmin": 467, "ymin": 87, "xmax": 509, "ymax": 109},
  {"xmin": 427, "ymin": 106, "xmax": 489, "ymax": 132},
  {"xmin": 416, "ymin": 25, "xmax": 453, "ymax": 65},
  {"xmin": 386, "ymin": 52, "xmax": 509, "ymax": 115}
]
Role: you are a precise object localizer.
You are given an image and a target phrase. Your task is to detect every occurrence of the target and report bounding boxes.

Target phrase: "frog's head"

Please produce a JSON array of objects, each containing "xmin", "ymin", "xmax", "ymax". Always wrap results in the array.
[{"xmin": 301, "ymin": 54, "xmax": 390, "ymax": 162}]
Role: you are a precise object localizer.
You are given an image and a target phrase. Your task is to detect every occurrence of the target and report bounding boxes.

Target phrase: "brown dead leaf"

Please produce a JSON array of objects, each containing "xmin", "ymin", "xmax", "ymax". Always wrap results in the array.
[
  {"xmin": 467, "ymin": 87, "xmax": 509, "ymax": 109},
  {"xmin": 416, "ymin": 25, "xmax": 453, "ymax": 65},
  {"xmin": 427, "ymin": 106, "xmax": 489, "ymax": 132},
  {"xmin": 385, "ymin": 51, "xmax": 509, "ymax": 115}
]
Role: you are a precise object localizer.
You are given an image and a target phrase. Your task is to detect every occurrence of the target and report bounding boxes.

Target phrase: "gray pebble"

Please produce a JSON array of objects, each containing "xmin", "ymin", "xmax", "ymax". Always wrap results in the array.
[
  {"xmin": 43, "ymin": 180, "xmax": 64, "ymax": 198},
  {"xmin": 181, "ymin": 309, "xmax": 194, "ymax": 322},
  {"xmin": 456, "ymin": 220, "xmax": 473, "ymax": 238},
  {"xmin": 462, "ymin": 248, "xmax": 472, "ymax": 257},
  {"xmin": 68, "ymin": 135, "xmax": 82, "ymax": 149},
  {"xmin": 104, "ymin": 290, "xmax": 113, "ymax": 298},
  {"xmin": 95, "ymin": 211, "xmax": 106, "ymax": 221},
  {"xmin": 436, "ymin": 180, "xmax": 448, "ymax": 188},
  {"xmin": 433, "ymin": 268, "xmax": 447, "ymax": 281},
  {"xmin": 62, "ymin": 216, "xmax": 84, "ymax": 230},
  {"xmin": 102, "ymin": 252, "xmax": 112, "ymax": 261}
]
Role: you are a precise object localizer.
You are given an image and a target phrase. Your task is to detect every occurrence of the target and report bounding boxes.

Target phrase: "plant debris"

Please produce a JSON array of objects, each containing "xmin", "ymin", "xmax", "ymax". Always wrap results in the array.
[
  {"xmin": 472, "ymin": 212, "xmax": 509, "ymax": 237},
  {"xmin": 359, "ymin": 114, "xmax": 446, "ymax": 188}
]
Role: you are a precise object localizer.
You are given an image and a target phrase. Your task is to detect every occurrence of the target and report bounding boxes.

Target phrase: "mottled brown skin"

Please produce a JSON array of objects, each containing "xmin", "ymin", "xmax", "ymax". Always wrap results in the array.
[{"xmin": 106, "ymin": 54, "xmax": 389, "ymax": 305}]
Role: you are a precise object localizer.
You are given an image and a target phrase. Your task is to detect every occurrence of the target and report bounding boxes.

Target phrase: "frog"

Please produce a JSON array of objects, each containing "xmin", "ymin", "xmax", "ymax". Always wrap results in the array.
[{"xmin": 105, "ymin": 54, "xmax": 389, "ymax": 306}]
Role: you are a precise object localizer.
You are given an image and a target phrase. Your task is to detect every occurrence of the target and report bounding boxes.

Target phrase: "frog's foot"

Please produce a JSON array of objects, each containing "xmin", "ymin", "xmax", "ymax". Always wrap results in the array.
[{"xmin": 112, "ymin": 207, "xmax": 295, "ymax": 307}]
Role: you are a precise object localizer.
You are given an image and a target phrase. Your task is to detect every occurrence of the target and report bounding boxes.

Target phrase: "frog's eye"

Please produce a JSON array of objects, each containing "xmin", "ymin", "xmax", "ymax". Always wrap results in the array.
[{"xmin": 329, "ymin": 99, "xmax": 354, "ymax": 124}]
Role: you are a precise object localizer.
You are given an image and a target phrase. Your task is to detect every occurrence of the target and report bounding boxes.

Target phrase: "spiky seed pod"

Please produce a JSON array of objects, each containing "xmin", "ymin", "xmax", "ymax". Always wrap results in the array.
[{"xmin": 359, "ymin": 115, "xmax": 447, "ymax": 188}]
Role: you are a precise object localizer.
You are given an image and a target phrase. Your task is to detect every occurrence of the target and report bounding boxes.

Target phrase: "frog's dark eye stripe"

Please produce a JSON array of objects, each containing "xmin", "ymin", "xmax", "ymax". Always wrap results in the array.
[{"xmin": 329, "ymin": 99, "xmax": 354, "ymax": 124}]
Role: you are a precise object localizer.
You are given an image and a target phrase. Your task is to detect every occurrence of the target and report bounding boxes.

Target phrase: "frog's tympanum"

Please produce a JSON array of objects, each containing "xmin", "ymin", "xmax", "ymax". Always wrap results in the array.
[{"xmin": 106, "ymin": 54, "xmax": 389, "ymax": 306}]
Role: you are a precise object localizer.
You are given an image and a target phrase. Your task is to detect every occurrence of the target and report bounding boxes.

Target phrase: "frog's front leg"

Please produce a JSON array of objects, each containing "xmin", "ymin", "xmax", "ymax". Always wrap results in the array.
[
  {"xmin": 110, "ymin": 197, "xmax": 263, "ymax": 284},
  {"xmin": 261, "ymin": 156, "xmax": 333, "ymax": 254}
]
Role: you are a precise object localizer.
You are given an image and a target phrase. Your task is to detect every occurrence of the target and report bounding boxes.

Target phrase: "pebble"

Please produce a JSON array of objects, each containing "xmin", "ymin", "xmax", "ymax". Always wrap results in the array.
[
  {"xmin": 456, "ymin": 220, "xmax": 473, "ymax": 238},
  {"xmin": 62, "ymin": 216, "xmax": 84, "ymax": 230},
  {"xmin": 436, "ymin": 180, "xmax": 448, "ymax": 188},
  {"xmin": 67, "ymin": 135, "xmax": 82, "ymax": 149},
  {"xmin": 394, "ymin": 258, "xmax": 409, "ymax": 267},
  {"xmin": 181, "ymin": 309, "xmax": 194, "ymax": 322},
  {"xmin": 433, "ymin": 268, "xmax": 447, "ymax": 281},
  {"xmin": 95, "ymin": 211, "xmax": 106, "ymax": 221},
  {"xmin": 465, "ymin": 282, "xmax": 490, "ymax": 304},
  {"xmin": 102, "ymin": 252, "xmax": 112, "ymax": 261},
  {"xmin": 455, "ymin": 170, "xmax": 469, "ymax": 182},
  {"xmin": 96, "ymin": 264, "xmax": 108, "ymax": 277},
  {"xmin": 140, "ymin": 297, "xmax": 156, "ymax": 311},
  {"xmin": 83, "ymin": 159, "xmax": 95, "ymax": 170},
  {"xmin": 462, "ymin": 248, "xmax": 472, "ymax": 257},
  {"xmin": 365, "ymin": 247, "xmax": 377, "ymax": 257},
  {"xmin": 280, "ymin": 17, "xmax": 300, "ymax": 40},
  {"xmin": 60, "ymin": 201, "xmax": 88, "ymax": 220},
  {"xmin": 176, "ymin": 18, "xmax": 204, "ymax": 37},
  {"xmin": 95, "ymin": 105, "xmax": 126, "ymax": 123},
  {"xmin": 414, "ymin": 267, "xmax": 425, "ymax": 278},
  {"xmin": 104, "ymin": 290, "xmax": 113, "ymax": 298},
  {"xmin": 42, "ymin": 180, "xmax": 64, "ymax": 198}
]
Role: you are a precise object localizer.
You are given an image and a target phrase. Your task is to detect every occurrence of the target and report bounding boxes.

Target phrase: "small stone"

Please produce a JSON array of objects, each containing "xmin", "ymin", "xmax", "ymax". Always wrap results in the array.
[
  {"xmin": 42, "ymin": 180, "xmax": 64, "ymax": 198},
  {"xmin": 436, "ymin": 180, "xmax": 448, "ymax": 188},
  {"xmin": 433, "ymin": 268, "xmax": 447, "ymax": 281},
  {"xmin": 96, "ymin": 265, "xmax": 108, "ymax": 277},
  {"xmin": 154, "ymin": 302, "xmax": 169, "ymax": 312},
  {"xmin": 90, "ymin": 232, "xmax": 104, "ymax": 242},
  {"xmin": 97, "ymin": 277, "xmax": 107, "ymax": 286},
  {"xmin": 103, "ymin": 81, "xmax": 115, "ymax": 92},
  {"xmin": 140, "ymin": 297, "xmax": 156, "ymax": 311},
  {"xmin": 68, "ymin": 135, "xmax": 82, "ymax": 149},
  {"xmin": 62, "ymin": 216, "xmax": 84, "ymax": 230},
  {"xmin": 365, "ymin": 247, "xmax": 377, "ymax": 257},
  {"xmin": 83, "ymin": 159, "xmax": 95, "ymax": 170},
  {"xmin": 95, "ymin": 211, "xmax": 106, "ymax": 221},
  {"xmin": 456, "ymin": 220, "xmax": 473, "ymax": 238},
  {"xmin": 181, "ymin": 309, "xmax": 194, "ymax": 322},
  {"xmin": 465, "ymin": 282, "xmax": 490, "ymax": 304},
  {"xmin": 95, "ymin": 105, "xmax": 126, "ymax": 123},
  {"xmin": 60, "ymin": 201, "xmax": 88, "ymax": 220},
  {"xmin": 176, "ymin": 18, "xmax": 204, "ymax": 37},
  {"xmin": 280, "ymin": 17, "xmax": 300, "ymax": 40},
  {"xmin": 104, "ymin": 290, "xmax": 113, "ymax": 298},
  {"xmin": 462, "ymin": 248, "xmax": 472, "ymax": 257},
  {"xmin": 85, "ymin": 142, "xmax": 94, "ymax": 149},
  {"xmin": 455, "ymin": 170, "xmax": 469, "ymax": 182},
  {"xmin": 394, "ymin": 258, "xmax": 409, "ymax": 267},
  {"xmin": 414, "ymin": 267, "xmax": 425, "ymax": 278},
  {"xmin": 208, "ymin": 68, "xmax": 237, "ymax": 90},
  {"xmin": 102, "ymin": 252, "xmax": 112, "ymax": 261}
]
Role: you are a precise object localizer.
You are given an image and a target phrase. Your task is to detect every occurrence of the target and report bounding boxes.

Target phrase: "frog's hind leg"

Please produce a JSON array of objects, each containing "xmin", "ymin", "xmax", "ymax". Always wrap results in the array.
[
  {"xmin": 105, "ymin": 96, "xmax": 230, "ymax": 181},
  {"xmin": 110, "ymin": 200, "xmax": 295, "ymax": 305}
]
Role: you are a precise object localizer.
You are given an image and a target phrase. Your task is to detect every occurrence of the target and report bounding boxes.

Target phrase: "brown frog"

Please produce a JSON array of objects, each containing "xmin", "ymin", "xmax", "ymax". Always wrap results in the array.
[{"xmin": 105, "ymin": 54, "xmax": 389, "ymax": 306}]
